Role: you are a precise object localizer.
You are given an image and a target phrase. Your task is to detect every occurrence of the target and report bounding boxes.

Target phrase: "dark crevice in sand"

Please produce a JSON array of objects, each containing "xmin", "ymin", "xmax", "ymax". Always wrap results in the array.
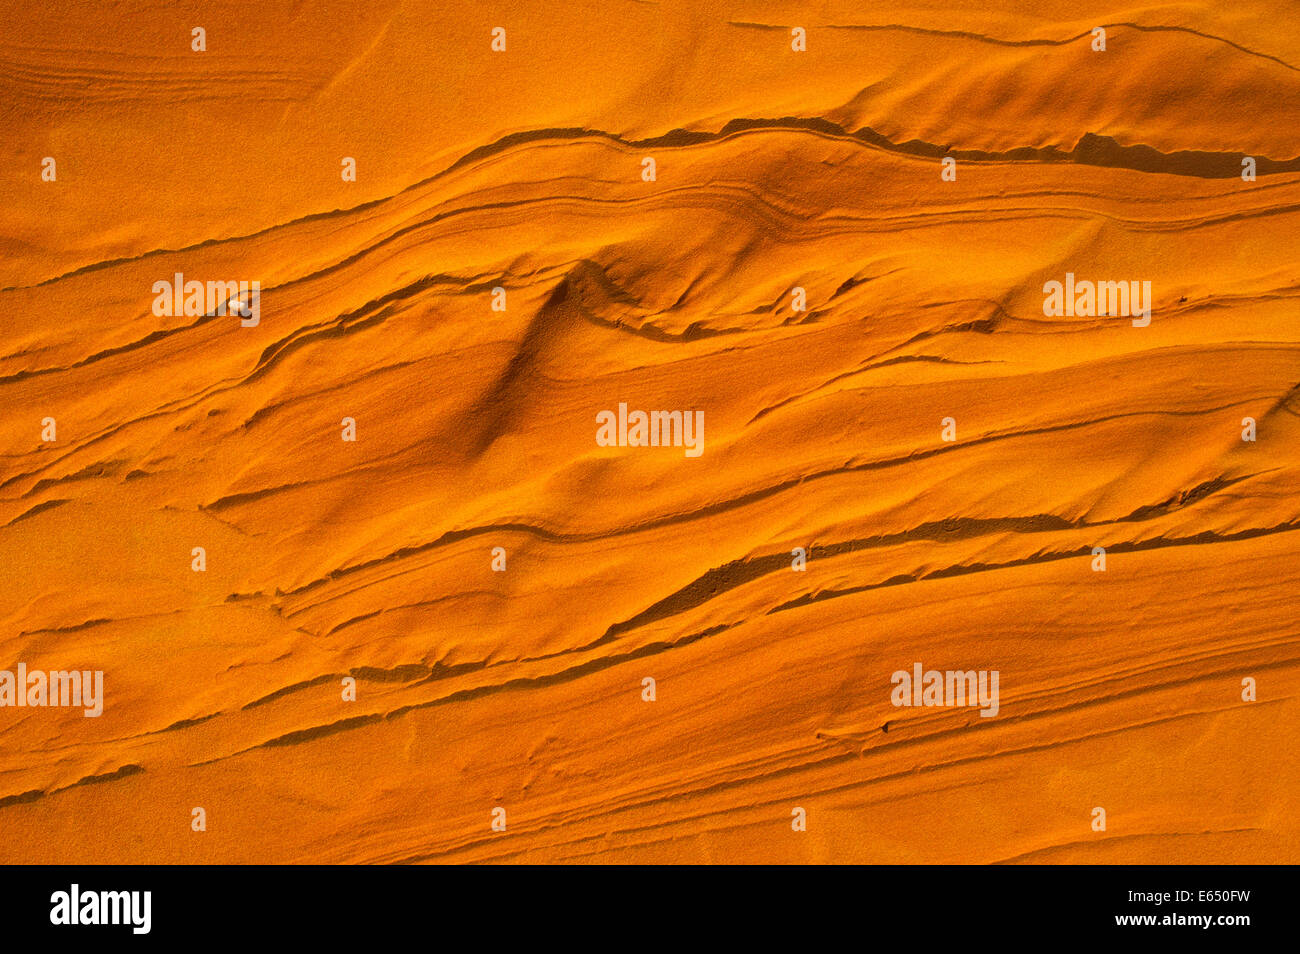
[
  {"xmin": 1, "ymin": 497, "xmax": 70, "ymax": 528},
  {"xmin": 278, "ymin": 393, "xmax": 1274, "ymax": 598},
  {"xmin": 9, "ymin": 111, "xmax": 1299, "ymax": 292},
  {"xmin": 204, "ymin": 624, "xmax": 731, "ymax": 764},
  {"xmin": 729, "ymin": 20, "xmax": 1300, "ymax": 75},
  {"xmin": 0, "ymin": 764, "xmax": 144, "ymax": 812},
  {"xmin": 768, "ymin": 520, "xmax": 1300, "ymax": 615}
]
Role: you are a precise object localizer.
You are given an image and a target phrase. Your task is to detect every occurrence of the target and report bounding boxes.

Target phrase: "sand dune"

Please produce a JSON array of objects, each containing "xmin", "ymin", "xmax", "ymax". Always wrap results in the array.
[{"xmin": 0, "ymin": 0, "xmax": 1296, "ymax": 863}]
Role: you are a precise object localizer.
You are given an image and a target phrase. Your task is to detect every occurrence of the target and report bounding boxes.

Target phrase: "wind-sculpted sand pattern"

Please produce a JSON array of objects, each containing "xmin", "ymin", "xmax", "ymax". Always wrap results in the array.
[{"xmin": 0, "ymin": 1, "xmax": 1296, "ymax": 864}]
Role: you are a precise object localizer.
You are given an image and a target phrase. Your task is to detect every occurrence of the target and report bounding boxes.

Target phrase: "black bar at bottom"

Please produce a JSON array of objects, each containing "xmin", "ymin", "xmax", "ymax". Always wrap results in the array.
[{"xmin": 6, "ymin": 864, "xmax": 1281, "ymax": 941}]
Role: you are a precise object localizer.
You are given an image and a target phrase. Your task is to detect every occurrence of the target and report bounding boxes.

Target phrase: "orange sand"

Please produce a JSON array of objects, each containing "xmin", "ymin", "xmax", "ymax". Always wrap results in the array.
[{"xmin": 0, "ymin": 0, "xmax": 1296, "ymax": 863}]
